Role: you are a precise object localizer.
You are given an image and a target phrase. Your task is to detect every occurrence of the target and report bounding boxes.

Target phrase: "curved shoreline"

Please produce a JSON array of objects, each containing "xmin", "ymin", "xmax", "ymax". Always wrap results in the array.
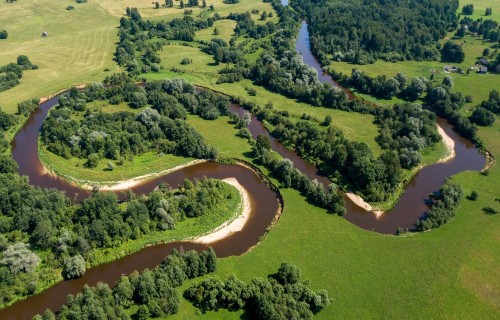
[
  {"xmin": 345, "ymin": 121, "xmax": 457, "ymax": 217},
  {"xmin": 193, "ymin": 178, "xmax": 252, "ymax": 244}
]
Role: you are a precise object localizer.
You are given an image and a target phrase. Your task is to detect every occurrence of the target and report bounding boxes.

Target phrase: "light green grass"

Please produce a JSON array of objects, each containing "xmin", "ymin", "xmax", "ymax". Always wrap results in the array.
[
  {"xmin": 186, "ymin": 114, "xmax": 253, "ymax": 158},
  {"xmin": 0, "ymin": 0, "xmax": 120, "ymax": 113},
  {"xmin": 195, "ymin": 19, "xmax": 236, "ymax": 43},
  {"xmin": 457, "ymin": 0, "xmax": 500, "ymax": 22}
]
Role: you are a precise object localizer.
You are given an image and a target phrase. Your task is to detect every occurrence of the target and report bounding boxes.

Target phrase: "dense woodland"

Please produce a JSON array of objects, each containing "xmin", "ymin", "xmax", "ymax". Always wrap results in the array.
[
  {"xmin": 0, "ymin": 160, "xmax": 238, "ymax": 307},
  {"xmin": 41, "ymin": 79, "xmax": 226, "ymax": 166},
  {"xmin": 0, "ymin": 55, "xmax": 37, "ymax": 93},
  {"xmin": 291, "ymin": 0, "xmax": 459, "ymax": 65}
]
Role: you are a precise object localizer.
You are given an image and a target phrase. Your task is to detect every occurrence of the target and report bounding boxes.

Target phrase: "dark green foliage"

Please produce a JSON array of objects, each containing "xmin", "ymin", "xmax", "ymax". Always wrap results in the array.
[
  {"xmin": 0, "ymin": 55, "xmax": 35, "ymax": 93},
  {"xmin": 459, "ymin": 17, "xmax": 499, "ymax": 43},
  {"xmin": 470, "ymin": 107, "xmax": 495, "ymax": 126},
  {"xmin": 41, "ymin": 80, "xmax": 220, "ymax": 161},
  {"xmin": 416, "ymin": 181, "xmax": 463, "ymax": 231},
  {"xmin": 292, "ymin": 0, "xmax": 457, "ymax": 64},
  {"xmin": 37, "ymin": 249, "xmax": 216, "ymax": 319},
  {"xmin": 485, "ymin": 7, "xmax": 492, "ymax": 16},
  {"xmin": 462, "ymin": 4, "xmax": 474, "ymax": 15},
  {"xmin": 441, "ymin": 41, "xmax": 465, "ymax": 63},
  {"xmin": 468, "ymin": 190, "xmax": 478, "ymax": 201},
  {"xmin": 17, "ymin": 99, "xmax": 39, "ymax": 116},
  {"xmin": 0, "ymin": 30, "xmax": 7, "ymax": 39},
  {"xmin": 185, "ymin": 263, "xmax": 329, "ymax": 319},
  {"xmin": 479, "ymin": 89, "xmax": 500, "ymax": 115}
]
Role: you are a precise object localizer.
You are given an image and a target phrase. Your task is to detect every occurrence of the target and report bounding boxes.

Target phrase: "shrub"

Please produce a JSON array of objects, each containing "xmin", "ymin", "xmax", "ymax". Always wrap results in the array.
[{"xmin": 62, "ymin": 255, "xmax": 86, "ymax": 279}]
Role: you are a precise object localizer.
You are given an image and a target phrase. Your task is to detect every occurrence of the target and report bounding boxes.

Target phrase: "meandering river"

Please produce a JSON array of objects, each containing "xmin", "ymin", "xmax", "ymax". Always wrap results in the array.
[{"xmin": 1, "ymin": 12, "xmax": 486, "ymax": 320}]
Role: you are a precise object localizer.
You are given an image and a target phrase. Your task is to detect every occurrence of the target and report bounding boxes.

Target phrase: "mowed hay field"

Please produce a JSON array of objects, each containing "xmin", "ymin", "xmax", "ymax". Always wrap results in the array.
[{"xmin": 0, "ymin": 0, "xmax": 123, "ymax": 113}]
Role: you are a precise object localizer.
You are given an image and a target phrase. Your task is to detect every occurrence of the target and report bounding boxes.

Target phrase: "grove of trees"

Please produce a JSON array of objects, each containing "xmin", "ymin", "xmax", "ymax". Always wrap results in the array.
[{"xmin": 0, "ymin": 55, "xmax": 36, "ymax": 93}]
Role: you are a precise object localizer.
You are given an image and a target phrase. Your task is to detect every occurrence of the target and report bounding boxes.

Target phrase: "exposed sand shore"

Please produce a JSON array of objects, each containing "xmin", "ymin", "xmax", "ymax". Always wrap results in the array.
[
  {"xmin": 345, "ymin": 193, "xmax": 384, "ymax": 218},
  {"xmin": 193, "ymin": 177, "xmax": 252, "ymax": 244},
  {"xmin": 436, "ymin": 123, "xmax": 456, "ymax": 163},
  {"xmin": 79, "ymin": 159, "xmax": 207, "ymax": 191},
  {"xmin": 345, "ymin": 122, "xmax": 457, "ymax": 218}
]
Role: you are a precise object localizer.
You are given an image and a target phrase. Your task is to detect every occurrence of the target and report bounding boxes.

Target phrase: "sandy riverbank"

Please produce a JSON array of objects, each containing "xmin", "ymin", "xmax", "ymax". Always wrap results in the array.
[
  {"xmin": 193, "ymin": 177, "xmax": 252, "ymax": 244},
  {"xmin": 345, "ymin": 122, "xmax": 457, "ymax": 217},
  {"xmin": 436, "ymin": 123, "xmax": 456, "ymax": 163},
  {"xmin": 78, "ymin": 160, "xmax": 207, "ymax": 191}
]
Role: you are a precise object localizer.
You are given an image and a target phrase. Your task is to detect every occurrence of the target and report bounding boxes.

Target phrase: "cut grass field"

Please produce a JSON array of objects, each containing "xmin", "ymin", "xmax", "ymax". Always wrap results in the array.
[{"xmin": 0, "ymin": 0, "xmax": 120, "ymax": 113}]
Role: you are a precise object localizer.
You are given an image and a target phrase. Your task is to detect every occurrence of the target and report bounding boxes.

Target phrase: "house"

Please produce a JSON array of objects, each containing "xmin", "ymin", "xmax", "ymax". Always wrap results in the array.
[
  {"xmin": 41, "ymin": 31, "xmax": 48, "ymax": 37},
  {"xmin": 478, "ymin": 66, "xmax": 488, "ymax": 74},
  {"xmin": 477, "ymin": 58, "xmax": 489, "ymax": 66}
]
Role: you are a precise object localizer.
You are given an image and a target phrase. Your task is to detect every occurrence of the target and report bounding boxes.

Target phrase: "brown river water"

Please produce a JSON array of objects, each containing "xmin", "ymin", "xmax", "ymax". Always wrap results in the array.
[{"xmin": 1, "ymin": 15, "xmax": 486, "ymax": 320}]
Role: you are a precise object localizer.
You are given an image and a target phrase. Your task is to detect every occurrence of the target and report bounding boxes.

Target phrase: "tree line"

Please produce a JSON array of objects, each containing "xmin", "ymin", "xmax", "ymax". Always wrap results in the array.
[
  {"xmin": 0, "ymin": 170, "xmax": 236, "ymax": 307},
  {"xmin": 33, "ymin": 248, "xmax": 217, "ymax": 319},
  {"xmin": 185, "ymin": 262, "xmax": 330, "ymax": 319}
]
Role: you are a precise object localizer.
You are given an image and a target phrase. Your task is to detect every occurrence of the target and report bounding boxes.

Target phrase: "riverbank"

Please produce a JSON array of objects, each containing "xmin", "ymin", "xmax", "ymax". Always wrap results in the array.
[
  {"xmin": 193, "ymin": 178, "xmax": 252, "ymax": 243},
  {"xmin": 345, "ymin": 121, "xmax": 457, "ymax": 217}
]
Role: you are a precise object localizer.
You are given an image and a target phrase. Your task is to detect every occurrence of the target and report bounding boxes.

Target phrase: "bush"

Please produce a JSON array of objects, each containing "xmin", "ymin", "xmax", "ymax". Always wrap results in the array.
[
  {"xmin": 85, "ymin": 153, "xmax": 100, "ymax": 168},
  {"xmin": 470, "ymin": 107, "xmax": 495, "ymax": 126},
  {"xmin": 62, "ymin": 255, "xmax": 86, "ymax": 279},
  {"xmin": 0, "ymin": 30, "xmax": 7, "ymax": 40},
  {"xmin": 66, "ymin": 5, "xmax": 74, "ymax": 10},
  {"xmin": 180, "ymin": 57, "xmax": 192, "ymax": 65}
]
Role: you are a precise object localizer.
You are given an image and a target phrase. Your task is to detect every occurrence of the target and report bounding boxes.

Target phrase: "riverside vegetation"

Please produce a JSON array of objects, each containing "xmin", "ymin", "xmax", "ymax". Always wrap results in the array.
[{"xmin": 0, "ymin": 0, "xmax": 498, "ymax": 318}]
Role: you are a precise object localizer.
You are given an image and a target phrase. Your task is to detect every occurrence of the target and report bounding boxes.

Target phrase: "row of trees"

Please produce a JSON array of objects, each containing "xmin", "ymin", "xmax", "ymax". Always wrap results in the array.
[
  {"xmin": 41, "ymin": 79, "xmax": 223, "ymax": 164},
  {"xmin": 34, "ymin": 248, "xmax": 217, "ymax": 320},
  {"xmin": 185, "ymin": 263, "xmax": 330, "ymax": 319},
  {"xmin": 458, "ymin": 17, "xmax": 500, "ymax": 43},
  {"xmin": 292, "ymin": 0, "xmax": 458, "ymax": 65},
  {"xmin": 0, "ymin": 55, "xmax": 37, "ymax": 93}
]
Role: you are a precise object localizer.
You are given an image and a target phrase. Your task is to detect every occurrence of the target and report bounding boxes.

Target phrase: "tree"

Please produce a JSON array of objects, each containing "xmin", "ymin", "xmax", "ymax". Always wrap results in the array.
[
  {"xmin": 202, "ymin": 0, "xmax": 206, "ymax": 8},
  {"xmin": 1, "ymin": 242, "xmax": 40, "ymax": 275},
  {"xmin": 155, "ymin": 2, "xmax": 160, "ymax": 9},
  {"xmin": 129, "ymin": 91, "xmax": 148, "ymax": 108},
  {"xmin": 441, "ymin": 41, "xmax": 465, "ymax": 63},
  {"xmin": 468, "ymin": 190, "xmax": 478, "ymax": 201},
  {"xmin": 276, "ymin": 262, "xmax": 301, "ymax": 285},
  {"xmin": 0, "ymin": 154, "xmax": 18, "ymax": 173},
  {"xmin": 180, "ymin": 0, "xmax": 184, "ymax": 8},
  {"xmin": 470, "ymin": 107, "xmax": 495, "ymax": 126},
  {"xmin": 213, "ymin": 27, "xmax": 220, "ymax": 35},
  {"xmin": 0, "ymin": 30, "xmax": 7, "ymax": 39},
  {"xmin": 256, "ymin": 134, "xmax": 271, "ymax": 151},
  {"xmin": 485, "ymin": 7, "xmax": 492, "ymax": 16},
  {"xmin": 85, "ymin": 153, "xmax": 100, "ymax": 168},
  {"xmin": 62, "ymin": 255, "xmax": 86, "ymax": 279},
  {"xmin": 462, "ymin": 4, "xmax": 474, "ymax": 15},
  {"xmin": 442, "ymin": 75, "xmax": 454, "ymax": 88},
  {"xmin": 17, "ymin": 55, "xmax": 32, "ymax": 67}
]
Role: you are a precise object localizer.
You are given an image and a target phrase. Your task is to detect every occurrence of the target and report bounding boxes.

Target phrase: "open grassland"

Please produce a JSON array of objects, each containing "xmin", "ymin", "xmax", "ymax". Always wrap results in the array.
[
  {"xmin": 457, "ymin": 0, "xmax": 500, "ymax": 22},
  {"xmin": 168, "ymin": 113, "xmax": 500, "ymax": 319},
  {"xmin": 195, "ymin": 19, "xmax": 236, "ymax": 42},
  {"xmin": 95, "ymin": 0, "xmax": 277, "ymax": 24},
  {"xmin": 0, "ymin": 0, "xmax": 120, "ymax": 113}
]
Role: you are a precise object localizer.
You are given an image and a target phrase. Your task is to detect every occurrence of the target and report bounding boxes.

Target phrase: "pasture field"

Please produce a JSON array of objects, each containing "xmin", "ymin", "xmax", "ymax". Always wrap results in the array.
[{"xmin": 166, "ymin": 114, "xmax": 500, "ymax": 319}]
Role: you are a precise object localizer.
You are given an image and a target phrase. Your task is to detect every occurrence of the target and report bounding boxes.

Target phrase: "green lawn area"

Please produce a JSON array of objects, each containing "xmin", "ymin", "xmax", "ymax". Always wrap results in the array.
[
  {"xmin": 457, "ymin": 0, "xmax": 500, "ymax": 22},
  {"xmin": 186, "ymin": 114, "xmax": 253, "ymax": 159}
]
